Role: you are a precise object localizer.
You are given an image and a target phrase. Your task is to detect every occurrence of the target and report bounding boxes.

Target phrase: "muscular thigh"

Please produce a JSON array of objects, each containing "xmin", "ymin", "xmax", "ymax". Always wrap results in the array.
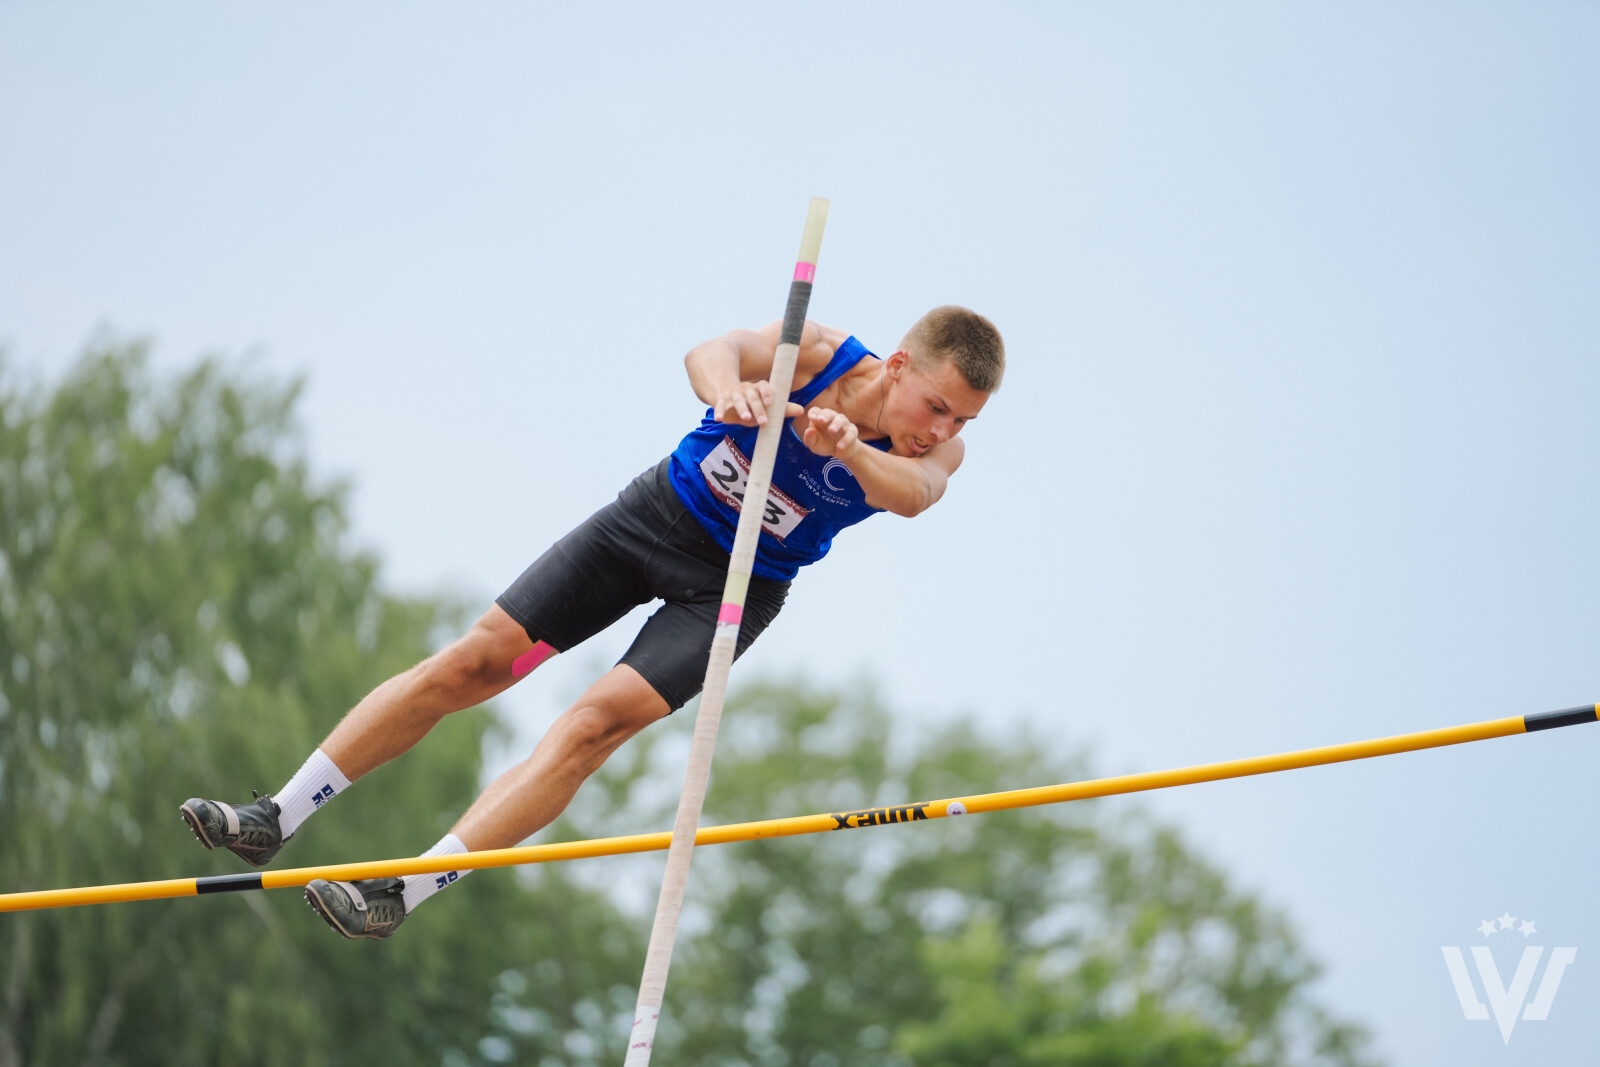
[
  {"xmin": 497, "ymin": 459, "xmax": 792, "ymax": 709},
  {"xmin": 619, "ymin": 574, "xmax": 788, "ymax": 712},
  {"xmin": 495, "ymin": 495, "xmax": 657, "ymax": 652}
]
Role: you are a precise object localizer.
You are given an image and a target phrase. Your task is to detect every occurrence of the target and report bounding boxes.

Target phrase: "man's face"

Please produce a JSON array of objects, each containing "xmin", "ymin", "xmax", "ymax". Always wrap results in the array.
[{"xmin": 881, "ymin": 350, "xmax": 990, "ymax": 456}]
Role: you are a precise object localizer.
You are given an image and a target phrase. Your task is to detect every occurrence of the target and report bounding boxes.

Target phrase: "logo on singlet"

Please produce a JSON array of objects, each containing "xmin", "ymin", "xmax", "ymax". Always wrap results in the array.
[
  {"xmin": 821, "ymin": 458, "xmax": 855, "ymax": 491},
  {"xmin": 699, "ymin": 436, "xmax": 810, "ymax": 541}
]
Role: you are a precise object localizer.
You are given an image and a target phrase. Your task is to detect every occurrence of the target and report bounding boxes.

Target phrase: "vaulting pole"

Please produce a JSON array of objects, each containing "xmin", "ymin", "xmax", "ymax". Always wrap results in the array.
[
  {"xmin": 0, "ymin": 703, "xmax": 1592, "ymax": 915},
  {"xmin": 623, "ymin": 198, "xmax": 830, "ymax": 1065}
]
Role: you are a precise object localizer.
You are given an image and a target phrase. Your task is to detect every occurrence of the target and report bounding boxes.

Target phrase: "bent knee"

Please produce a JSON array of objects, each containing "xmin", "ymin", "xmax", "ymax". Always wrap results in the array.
[
  {"xmin": 567, "ymin": 702, "xmax": 650, "ymax": 759},
  {"xmin": 416, "ymin": 637, "xmax": 509, "ymax": 699}
]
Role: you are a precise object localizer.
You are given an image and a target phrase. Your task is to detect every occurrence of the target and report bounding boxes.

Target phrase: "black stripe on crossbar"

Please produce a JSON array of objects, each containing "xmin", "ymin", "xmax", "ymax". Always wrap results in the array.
[
  {"xmin": 196, "ymin": 873, "xmax": 265, "ymax": 894},
  {"xmin": 1523, "ymin": 704, "xmax": 1600, "ymax": 733}
]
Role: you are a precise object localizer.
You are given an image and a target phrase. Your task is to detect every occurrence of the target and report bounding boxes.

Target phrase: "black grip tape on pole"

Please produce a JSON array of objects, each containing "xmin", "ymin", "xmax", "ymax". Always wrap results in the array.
[{"xmin": 779, "ymin": 281, "xmax": 813, "ymax": 345}]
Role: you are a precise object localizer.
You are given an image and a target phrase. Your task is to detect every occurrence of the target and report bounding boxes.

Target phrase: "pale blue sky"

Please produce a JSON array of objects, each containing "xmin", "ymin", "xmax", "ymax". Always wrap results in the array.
[{"xmin": 3, "ymin": 3, "xmax": 1598, "ymax": 1061}]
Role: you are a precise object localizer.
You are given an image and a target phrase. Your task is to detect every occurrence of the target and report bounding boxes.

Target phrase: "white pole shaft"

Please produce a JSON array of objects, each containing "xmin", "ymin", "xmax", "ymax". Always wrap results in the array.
[{"xmin": 625, "ymin": 198, "xmax": 829, "ymax": 1065}]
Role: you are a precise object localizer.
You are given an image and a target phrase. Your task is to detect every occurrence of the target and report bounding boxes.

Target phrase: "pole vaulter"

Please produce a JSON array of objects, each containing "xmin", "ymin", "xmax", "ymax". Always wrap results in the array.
[
  {"xmin": 2, "ymin": 702, "xmax": 1592, "ymax": 916},
  {"xmin": 166, "ymin": 198, "xmax": 1002, "ymax": 943}
]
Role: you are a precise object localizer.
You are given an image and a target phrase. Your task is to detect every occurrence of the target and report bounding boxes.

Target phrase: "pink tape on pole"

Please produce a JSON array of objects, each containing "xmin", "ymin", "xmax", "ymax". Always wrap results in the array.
[
  {"xmin": 511, "ymin": 640, "xmax": 558, "ymax": 679},
  {"xmin": 793, "ymin": 261, "xmax": 816, "ymax": 283},
  {"xmin": 713, "ymin": 602, "xmax": 745, "ymax": 644}
]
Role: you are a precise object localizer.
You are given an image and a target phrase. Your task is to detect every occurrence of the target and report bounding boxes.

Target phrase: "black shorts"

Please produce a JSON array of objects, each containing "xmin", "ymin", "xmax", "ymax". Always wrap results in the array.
[{"xmin": 495, "ymin": 457, "xmax": 790, "ymax": 711}]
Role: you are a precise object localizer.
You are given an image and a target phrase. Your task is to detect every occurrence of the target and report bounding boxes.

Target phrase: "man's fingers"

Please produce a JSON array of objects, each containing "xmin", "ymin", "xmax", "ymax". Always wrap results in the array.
[
  {"xmin": 720, "ymin": 386, "xmax": 805, "ymax": 427},
  {"xmin": 719, "ymin": 392, "xmax": 757, "ymax": 426},
  {"xmin": 795, "ymin": 406, "xmax": 861, "ymax": 457},
  {"xmin": 841, "ymin": 417, "xmax": 861, "ymax": 458}
]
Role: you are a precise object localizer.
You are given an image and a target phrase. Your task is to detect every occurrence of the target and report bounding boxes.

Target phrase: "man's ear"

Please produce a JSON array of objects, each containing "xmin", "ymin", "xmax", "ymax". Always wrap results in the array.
[{"xmin": 886, "ymin": 349, "xmax": 912, "ymax": 377}]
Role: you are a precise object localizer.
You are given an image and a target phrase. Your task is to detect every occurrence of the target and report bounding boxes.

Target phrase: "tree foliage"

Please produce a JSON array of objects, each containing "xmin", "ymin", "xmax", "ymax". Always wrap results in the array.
[
  {"xmin": 0, "ymin": 340, "xmax": 639, "ymax": 1066},
  {"xmin": 0, "ymin": 340, "xmax": 1377, "ymax": 1066}
]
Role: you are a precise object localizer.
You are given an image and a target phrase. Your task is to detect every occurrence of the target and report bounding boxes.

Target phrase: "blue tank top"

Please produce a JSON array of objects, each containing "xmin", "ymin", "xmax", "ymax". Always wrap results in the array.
[{"xmin": 668, "ymin": 336, "xmax": 890, "ymax": 581}]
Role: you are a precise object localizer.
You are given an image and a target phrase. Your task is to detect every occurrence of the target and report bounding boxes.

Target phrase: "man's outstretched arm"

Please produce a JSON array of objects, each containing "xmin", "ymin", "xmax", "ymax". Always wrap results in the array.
[
  {"xmin": 684, "ymin": 321, "xmax": 842, "ymax": 426},
  {"xmin": 799, "ymin": 407, "xmax": 965, "ymax": 518}
]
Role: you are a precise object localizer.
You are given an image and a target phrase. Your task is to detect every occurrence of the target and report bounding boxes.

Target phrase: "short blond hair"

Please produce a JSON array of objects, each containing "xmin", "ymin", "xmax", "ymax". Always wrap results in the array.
[{"xmin": 901, "ymin": 306, "xmax": 1005, "ymax": 393}]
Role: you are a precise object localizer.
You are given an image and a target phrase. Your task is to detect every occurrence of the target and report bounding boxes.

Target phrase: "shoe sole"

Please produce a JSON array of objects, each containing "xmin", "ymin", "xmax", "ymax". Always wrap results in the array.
[
  {"xmin": 179, "ymin": 801, "xmax": 282, "ymax": 868},
  {"xmin": 178, "ymin": 803, "xmax": 218, "ymax": 850},
  {"xmin": 304, "ymin": 886, "xmax": 391, "ymax": 941}
]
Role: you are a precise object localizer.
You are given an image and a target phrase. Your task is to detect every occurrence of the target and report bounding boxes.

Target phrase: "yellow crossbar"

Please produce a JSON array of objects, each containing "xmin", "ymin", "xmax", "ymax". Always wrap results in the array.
[{"xmin": 0, "ymin": 703, "xmax": 1591, "ymax": 915}]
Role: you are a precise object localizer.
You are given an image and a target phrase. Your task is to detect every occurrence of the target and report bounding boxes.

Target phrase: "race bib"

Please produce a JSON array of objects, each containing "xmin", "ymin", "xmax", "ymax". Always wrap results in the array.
[{"xmin": 699, "ymin": 436, "xmax": 809, "ymax": 541}]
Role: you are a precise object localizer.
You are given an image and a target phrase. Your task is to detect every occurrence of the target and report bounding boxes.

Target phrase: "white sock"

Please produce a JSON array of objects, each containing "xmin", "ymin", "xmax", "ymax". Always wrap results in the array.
[
  {"xmin": 273, "ymin": 748, "xmax": 351, "ymax": 837},
  {"xmin": 401, "ymin": 834, "xmax": 471, "ymax": 913}
]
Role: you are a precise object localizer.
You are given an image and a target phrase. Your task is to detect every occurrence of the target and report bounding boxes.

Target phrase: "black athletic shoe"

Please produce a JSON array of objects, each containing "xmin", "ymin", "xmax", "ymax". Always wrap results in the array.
[
  {"xmin": 178, "ymin": 791, "xmax": 289, "ymax": 868},
  {"xmin": 304, "ymin": 877, "xmax": 408, "ymax": 940}
]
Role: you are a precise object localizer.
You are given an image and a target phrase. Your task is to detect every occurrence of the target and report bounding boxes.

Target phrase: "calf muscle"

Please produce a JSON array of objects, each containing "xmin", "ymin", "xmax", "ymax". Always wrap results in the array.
[{"xmin": 451, "ymin": 665, "xmax": 669, "ymax": 850}]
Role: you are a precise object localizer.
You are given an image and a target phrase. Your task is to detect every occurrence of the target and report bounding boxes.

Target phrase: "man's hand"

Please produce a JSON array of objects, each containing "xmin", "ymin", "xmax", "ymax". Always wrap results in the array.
[
  {"xmin": 687, "ymin": 322, "xmax": 847, "ymax": 421},
  {"xmin": 713, "ymin": 381, "xmax": 805, "ymax": 427},
  {"xmin": 800, "ymin": 406, "xmax": 861, "ymax": 460}
]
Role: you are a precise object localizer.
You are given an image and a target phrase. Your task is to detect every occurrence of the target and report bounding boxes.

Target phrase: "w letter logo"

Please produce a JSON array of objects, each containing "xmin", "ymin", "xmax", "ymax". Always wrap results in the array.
[{"xmin": 1441, "ymin": 912, "xmax": 1576, "ymax": 1044}]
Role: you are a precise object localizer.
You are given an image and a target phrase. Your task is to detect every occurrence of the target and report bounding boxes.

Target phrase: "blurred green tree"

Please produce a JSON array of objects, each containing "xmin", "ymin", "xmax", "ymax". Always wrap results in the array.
[{"xmin": 0, "ymin": 339, "xmax": 640, "ymax": 1066}]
